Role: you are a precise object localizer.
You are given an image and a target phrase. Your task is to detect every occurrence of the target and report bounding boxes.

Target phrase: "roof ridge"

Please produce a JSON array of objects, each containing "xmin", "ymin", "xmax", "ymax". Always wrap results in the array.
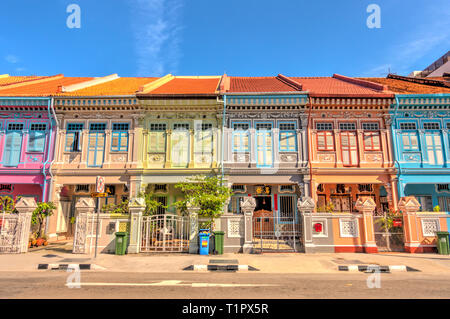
[
  {"xmin": 60, "ymin": 74, "xmax": 119, "ymax": 93},
  {"xmin": 277, "ymin": 74, "xmax": 303, "ymax": 91},
  {"xmin": 0, "ymin": 74, "xmax": 63, "ymax": 90},
  {"xmin": 333, "ymin": 74, "xmax": 388, "ymax": 92},
  {"xmin": 137, "ymin": 74, "xmax": 173, "ymax": 93},
  {"xmin": 387, "ymin": 73, "xmax": 450, "ymax": 88}
]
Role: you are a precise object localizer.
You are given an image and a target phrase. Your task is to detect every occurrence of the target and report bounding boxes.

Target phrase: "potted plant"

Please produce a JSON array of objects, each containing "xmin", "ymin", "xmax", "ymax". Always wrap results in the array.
[{"xmin": 31, "ymin": 201, "xmax": 56, "ymax": 246}]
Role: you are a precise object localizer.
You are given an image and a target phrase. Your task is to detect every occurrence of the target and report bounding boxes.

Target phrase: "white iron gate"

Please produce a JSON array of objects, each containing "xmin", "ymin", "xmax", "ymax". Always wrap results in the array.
[
  {"xmin": 373, "ymin": 211, "xmax": 404, "ymax": 252},
  {"xmin": 141, "ymin": 214, "xmax": 190, "ymax": 252},
  {"xmin": 252, "ymin": 215, "xmax": 303, "ymax": 252}
]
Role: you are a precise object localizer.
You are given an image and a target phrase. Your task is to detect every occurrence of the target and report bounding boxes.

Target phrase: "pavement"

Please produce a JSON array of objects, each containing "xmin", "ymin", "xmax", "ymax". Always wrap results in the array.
[{"xmin": 3, "ymin": 240, "xmax": 450, "ymax": 274}]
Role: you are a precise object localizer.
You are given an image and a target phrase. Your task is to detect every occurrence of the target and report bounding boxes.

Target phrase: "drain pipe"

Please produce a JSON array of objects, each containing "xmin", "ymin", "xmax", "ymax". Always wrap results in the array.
[
  {"xmin": 221, "ymin": 95, "xmax": 227, "ymax": 185},
  {"xmin": 393, "ymin": 96, "xmax": 401, "ymax": 173}
]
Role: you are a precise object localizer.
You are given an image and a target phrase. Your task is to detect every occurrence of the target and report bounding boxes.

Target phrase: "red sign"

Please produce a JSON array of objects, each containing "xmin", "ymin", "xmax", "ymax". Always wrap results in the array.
[
  {"xmin": 393, "ymin": 219, "xmax": 402, "ymax": 227},
  {"xmin": 96, "ymin": 176, "xmax": 105, "ymax": 193},
  {"xmin": 313, "ymin": 223, "xmax": 323, "ymax": 233}
]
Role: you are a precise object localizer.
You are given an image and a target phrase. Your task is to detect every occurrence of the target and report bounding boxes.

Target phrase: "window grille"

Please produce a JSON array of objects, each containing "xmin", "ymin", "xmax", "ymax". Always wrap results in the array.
[
  {"xmin": 7, "ymin": 123, "xmax": 24, "ymax": 131},
  {"xmin": 89, "ymin": 123, "xmax": 106, "ymax": 131},
  {"xmin": 279, "ymin": 123, "xmax": 296, "ymax": 130},
  {"xmin": 112, "ymin": 123, "xmax": 129, "ymax": 131},
  {"xmin": 154, "ymin": 184, "xmax": 168, "ymax": 192},
  {"xmin": 316, "ymin": 123, "xmax": 333, "ymax": 130},
  {"xmin": 174, "ymin": 123, "xmax": 189, "ymax": 130},
  {"xmin": 232, "ymin": 185, "xmax": 246, "ymax": 193},
  {"xmin": 256, "ymin": 123, "xmax": 272, "ymax": 130},
  {"xmin": 75, "ymin": 185, "xmax": 90, "ymax": 193},
  {"xmin": 150, "ymin": 123, "xmax": 166, "ymax": 131},
  {"xmin": 362, "ymin": 123, "xmax": 379, "ymax": 130},
  {"xmin": 30, "ymin": 123, "xmax": 47, "ymax": 131},
  {"xmin": 339, "ymin": 123, "xmax": 356, "ymax": 130},
  {"xmin": 233, "ymin": 123, "xmax": 249, "ymax": 130},
  {"xmin": 400, "ymin": 122, "xmax": 417, "ymax": 130},
  {"xmin": 424, "ymin": 122, "xmax": 440, "ymax": 130}
]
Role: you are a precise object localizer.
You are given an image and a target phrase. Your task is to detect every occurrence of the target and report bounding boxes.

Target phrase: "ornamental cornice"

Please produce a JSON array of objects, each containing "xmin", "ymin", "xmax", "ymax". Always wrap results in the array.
[{"xmin": 228, "ymin": 111, "xmax": 305, "ymax": 119}]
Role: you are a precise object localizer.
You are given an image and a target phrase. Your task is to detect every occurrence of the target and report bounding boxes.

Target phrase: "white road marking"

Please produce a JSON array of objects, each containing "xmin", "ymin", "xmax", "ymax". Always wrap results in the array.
[{"xmin": 65, "ymin": 280, "xmax": 278, "ymax": 288}]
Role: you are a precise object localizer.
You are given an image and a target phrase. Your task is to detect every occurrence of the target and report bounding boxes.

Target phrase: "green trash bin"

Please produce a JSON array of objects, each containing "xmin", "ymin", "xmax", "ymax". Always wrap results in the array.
[
  {"xmin": 213, "ymin": 231, "xmax": 225, "ymax": 255},
  {"xmin": 436, "ymin": 231, "xmax": 449, "ymax": 255},
  {"xmin": 115, "ymin": 232, "xmax": 129, "ymax": 255}
]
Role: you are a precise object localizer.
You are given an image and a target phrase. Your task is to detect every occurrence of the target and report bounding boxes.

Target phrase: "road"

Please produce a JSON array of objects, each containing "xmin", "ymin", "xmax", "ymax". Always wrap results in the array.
[{"xmin": 1, "ymin": 271, "xmax": 450, "ymax": 299}]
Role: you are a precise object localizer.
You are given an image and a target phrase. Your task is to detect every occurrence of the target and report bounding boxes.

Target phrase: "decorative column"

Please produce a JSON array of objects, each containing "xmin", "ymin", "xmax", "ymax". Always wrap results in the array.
[
  {"xmin": 128, "ymin": 197, "xmax": 145, "ymax": 254},
  {"xmin": 297, "ymin": 196, "xmax": 315, "ymax": 253},
  {"xmin": 398, "ymin": 196, "xmax": 421, "ymax": 253},
  {"xmin": 249, "ymin": 128, "xmax": 256, "ymax": 168},
  {"xmin": 356, "ymin": 129, "xmax": 365, "ymax": 164},
  {"xmin": 240, "ymin": 197, "xmax": 256, "ymax": 253},
  {"xmin": 165, "ymin": 129, "xmax": 172, "ymax": 168},
  {"xmin": 80, "ymin": 128, "xmax": 89, "ymax": 167},
  {"xmin": 73, "ymin": 197, "xmax": 96, "ymax": 254},
  {"xmin": 188, "ymin": 129, "xmax": 195, "ymax": 168},
  {"xmin": 354, "ymin": 196, "xmax": 378, "ymax": 253},
  {"xmin": 273, "ymin": 127, "xmax": 280, "ymax": 165},
  {"xmin": 104, "ymin": 129, "xmax": 111, "ymax": 168},
  {"xmin": 187, "ymin": 201, "xmax": 200, "ymax": 254},
  {"xmin": 15, "ymin": 197, "xmax": 37, "ymax": 253}
]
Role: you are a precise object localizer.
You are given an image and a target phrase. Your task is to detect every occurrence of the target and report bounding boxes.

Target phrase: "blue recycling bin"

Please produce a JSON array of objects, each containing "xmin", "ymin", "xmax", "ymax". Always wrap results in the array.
[{"xmin": 199, "ymin": 229, "xmax": 210, "ymax": 255}]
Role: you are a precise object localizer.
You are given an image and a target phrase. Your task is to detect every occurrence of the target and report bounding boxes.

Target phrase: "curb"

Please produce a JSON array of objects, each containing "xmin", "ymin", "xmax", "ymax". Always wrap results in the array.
[
  {"xmin": 37, "ymin": 263, "xmax": 106, "ymax": 270},
  {"xmin": 183, "ymin": 264, "xmax": 259, "ymax": 272},
  {"xmin": 338, "ymin": 265, "xmax": 420, "ymax": 272}
]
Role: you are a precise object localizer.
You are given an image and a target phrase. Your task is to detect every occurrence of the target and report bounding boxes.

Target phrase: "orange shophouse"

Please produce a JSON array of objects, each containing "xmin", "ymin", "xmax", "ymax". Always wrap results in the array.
[{"xmin": 291, "ymin": 75, "xmax": 399, "ymax": 214}]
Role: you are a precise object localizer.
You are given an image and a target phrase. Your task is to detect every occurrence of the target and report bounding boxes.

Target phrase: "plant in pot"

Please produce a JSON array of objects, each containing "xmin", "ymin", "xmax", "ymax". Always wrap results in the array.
[{"xmin": 31, "ymin": 201, "xmax": 56, "ymax": 247}]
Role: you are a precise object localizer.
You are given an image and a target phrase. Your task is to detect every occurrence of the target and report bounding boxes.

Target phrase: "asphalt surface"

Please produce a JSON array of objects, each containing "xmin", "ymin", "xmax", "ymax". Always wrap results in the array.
[{"xmin": 1, "ymin": 271, "xmax": 450, "ymax": 299}]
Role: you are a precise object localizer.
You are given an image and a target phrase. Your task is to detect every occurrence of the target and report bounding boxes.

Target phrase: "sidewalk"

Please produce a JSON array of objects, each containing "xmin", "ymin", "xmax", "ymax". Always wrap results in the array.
[{"xmin": 2, "ymin": 240, "xmax": 450, "ymax": 274}]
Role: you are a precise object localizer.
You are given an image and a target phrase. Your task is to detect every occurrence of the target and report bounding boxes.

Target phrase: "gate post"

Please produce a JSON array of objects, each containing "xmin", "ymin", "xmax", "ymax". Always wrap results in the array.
[
  {"xmin": 128, "ymin": 197, "xmax": 145, "ymax": 254},
  {"xmin": 398, "ymin": 196, "xmax": 421, "ymax": 253},
  {"xmin": 73, "ymin": 198, "xmax": 96, "ymax": 254},
  {"xmin": 354, "ymin": 196, "xmax": 378, "ymax": 253},
  {"xmin": 187, "ymin": 201, "xmax": 200, "ymax": 254},
  {"xmin": 297, "ymin": 196, "xmax": 315, "ymax": 253},
  {"xmin": 241, "ymin": 197, "xmax": 256, "ymax": 253},
  {"xmin": 15, "ymin": 197, "xmax": 37, "ymax": 253}
]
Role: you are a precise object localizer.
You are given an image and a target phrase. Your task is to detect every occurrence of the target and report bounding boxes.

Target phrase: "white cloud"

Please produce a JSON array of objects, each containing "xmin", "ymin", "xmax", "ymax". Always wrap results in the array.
[
  {"xmin": 129, "ymin": 0, "xmax": 184, "ymax": 76},
  {"xmin": 5, "ymin": 54, "xmax": 19, "ymax": 64}
]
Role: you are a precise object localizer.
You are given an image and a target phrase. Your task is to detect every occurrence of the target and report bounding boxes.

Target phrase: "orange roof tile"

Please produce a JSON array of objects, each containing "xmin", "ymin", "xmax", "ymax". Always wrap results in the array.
[
  {"xmin": 227, "ymin": 76, "xmax": 301, "ymax": 93},
  {"xmin": 0, "ymin": 76, "xmax": 94, "ymax": 96},
  {"xmin": 289, "ymin": 75, "xmax": 392, "ymax": 97},
  {"xmin": 359, "ymin": 76, "xmax": 450, "ymax": 94},
  {"xmin": 57, "ymin": 77, "xmax": 159, "ymax": 96},
  {"xmin": 144, "ymin": 77, "xmax": 221, "ymax": 95},
  {"xmin": 0, "ymin": 75, "xmax": 48, "ymax": 87}
]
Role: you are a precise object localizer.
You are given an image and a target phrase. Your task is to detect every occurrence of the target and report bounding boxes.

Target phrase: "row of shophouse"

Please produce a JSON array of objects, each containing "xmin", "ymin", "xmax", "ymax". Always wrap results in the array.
[{"xmin": 0, "ymin": 72, "xmax": 449, "ymax": 252}]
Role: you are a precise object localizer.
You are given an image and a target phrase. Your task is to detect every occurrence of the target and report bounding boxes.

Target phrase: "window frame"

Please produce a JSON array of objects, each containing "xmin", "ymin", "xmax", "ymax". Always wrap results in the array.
[
  {"xmin": 111, "ymin": 122, "xmax": 129, "ymax": 152},
  {"xmin": 27, "ymin": 122, "xmax": 48, "ymax": 153},
  {"xmin": 87, "ymin": 122, "xmax": 106, "ymax": 167},
  {"xmin": 278, "ymin": 121, "xmax": 297, "ymax": 152},
  {"xmin": 231, "ymin": 121, "xmax": 250, "ymax": 153},
  {"xmin": 65, "ymin": 122, "xmax": 84, "ymax": 152}
]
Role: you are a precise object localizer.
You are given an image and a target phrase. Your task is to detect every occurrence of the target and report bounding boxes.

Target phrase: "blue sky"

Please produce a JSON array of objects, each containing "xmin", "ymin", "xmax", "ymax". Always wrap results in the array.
[{"xmin": 0, "ymin": 0, "xmax": 449, "ymax": 77}]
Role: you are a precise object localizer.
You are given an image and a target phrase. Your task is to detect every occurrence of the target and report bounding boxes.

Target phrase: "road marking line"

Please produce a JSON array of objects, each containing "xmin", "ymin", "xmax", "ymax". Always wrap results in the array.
[{"xmin": 65, "ymin": 280, "xmax": 278, "ymax": 288}]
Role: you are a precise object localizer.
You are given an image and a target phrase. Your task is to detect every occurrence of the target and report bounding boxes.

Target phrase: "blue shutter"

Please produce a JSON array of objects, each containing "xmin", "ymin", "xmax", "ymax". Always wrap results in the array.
[
  {"xmin": 29, "ymin": 131, "xmax": 46, "ymax": 152},
  {"xmin": 4, "ymin": 132, "xmax": 22, "ymax": 166}
]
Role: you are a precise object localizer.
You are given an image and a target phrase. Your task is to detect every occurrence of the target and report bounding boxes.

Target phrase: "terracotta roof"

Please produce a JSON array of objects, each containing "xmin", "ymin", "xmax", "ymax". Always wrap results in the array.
[
  {"xmin": 0, "ymin": 76, "xmax": 94, "ymax": 96},
  {"xmin": 359, "ymin": 75, "xmax": 450, "ymax": 94},
  {"xmin": 143, "ymin": 77, "xmax": 221, "ymax": 95},
  {"xmin": 57, "ymin": 77, "xmax": 158, "ymax": 96},
  {"xmin": 226, "ymin": 75, "xmax": 302, "ymax": 93},
  {"xmin": 0, "ymin": 75, "xmax": 49, "ymax": 87},
  {"xmin": 289, "ymin": 74, "xmax": 393, "ymax": 97}
]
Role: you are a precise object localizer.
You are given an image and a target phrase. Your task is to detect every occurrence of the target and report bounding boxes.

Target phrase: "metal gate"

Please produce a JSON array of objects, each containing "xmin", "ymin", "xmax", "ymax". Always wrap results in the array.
[
  {"xmin": 252, "ymin": 215, "xmax": 303, "ymax": 252},
  {"xmin": 373, "ymin": 211, "xmax": 404, "ymax": 252},
  {"xmin": 141, "ymin": 214, "xmax": 190, "ymax": 252}
]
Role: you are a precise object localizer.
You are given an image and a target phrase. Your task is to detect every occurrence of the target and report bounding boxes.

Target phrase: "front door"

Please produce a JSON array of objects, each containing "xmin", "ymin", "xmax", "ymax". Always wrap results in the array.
[
  {"xmin": 330, "ymin": 195, "xmax": 351, "ymax": 212},
  {"xmin": 255, "ymin": 196, "xmax": 272, "ymax": 212}
]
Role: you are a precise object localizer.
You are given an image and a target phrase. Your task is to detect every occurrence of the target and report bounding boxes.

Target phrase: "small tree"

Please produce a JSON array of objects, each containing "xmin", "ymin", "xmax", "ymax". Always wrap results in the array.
[
  {"xmin": 102, "ymin": 199, "xmax": 129, "ymax": 215},
  {"xmin": 173, "ymin": 175, "xmax": 233, "ymax": 229},
  {"xmin": 138, "ymin": 191, "xmax": 165, "ymax": 216},
  {"xmin": 32, "ymin": 202, "xmax": 56, "ymax": 238},
  {"xmin": 0, "ymin": 196, "xmax": 20, "ymax": 214}
]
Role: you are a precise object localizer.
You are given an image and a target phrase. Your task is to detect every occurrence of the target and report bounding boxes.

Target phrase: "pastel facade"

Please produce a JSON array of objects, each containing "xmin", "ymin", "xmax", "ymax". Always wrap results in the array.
[
  {"xmin": 135, "ymin": 75, "xmax": 223, "ymax": 212},
  {"xmin": 221, "ymin": 75, "xmax": 309, "ymax": 220},
  {"xmin": 295, "ymin": 75, "xmax": 399, "ymax": 215}
]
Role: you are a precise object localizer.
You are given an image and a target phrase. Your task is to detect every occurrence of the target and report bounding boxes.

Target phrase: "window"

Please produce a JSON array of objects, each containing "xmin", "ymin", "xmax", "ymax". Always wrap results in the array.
[
  {"xmin": 149, "ymin": 123, "xmax": 166, "ymax": 153},
  {"xmin": 228, "ymin": 196, "xmax": 245, "ymax": 214},
  {"xmin": 425, "ymin": 132, "xmax": 444, "ymax": 165},
  {"xmin": 424, "ymin": 122, "xmax": 440, "ymax": 130},
  {"xmin": 256, "ymin": 123, "xmax": 273, "ymax": 167},
  {"xmin": 232, "ymin": 123, "xmax": 249, "ymax": 152},
  {"xmin": 339, "ymin": 123, "xmax": 356, "ymax": 131},
  {"xmin": 316, "ymin": 123, "xmax": 333, "ymax": 131},
  {"xmin": 316, "ymin": 123, "xmax": 334, "ymax": 151},
  {"xmin": 154, "ymin": 184, "xmax": 168, "ymax": 192},
  {"xmin": 280, "ymin": 185, "xmax": 295, "ymax": 193},
  {"xmin": 28, "ymin": 123, "xmax": 47, "ymax": 152},
  {"xmin": 437, "ymin": 184, "xmax": 450, "ymax": 192},
  {"xmin": 358, "ymin": 184, "xmax": 373, "ymax": 192},
  {"xmin": 363, "ymin": 122, "xmax": 381, "ymax": 151},
  {"xmin": 87, "ymin": 123, "xmax": 106, "ymax": 167},
  {"xmin": 279, "ymin": 122, "xmax": 297, "ymax": 152},
  {"xmin": 111, "ymin": 123, "xmax": 129, "ymax": 152},
  {"xmin": 416, "ymin": 196, "xmax": 433, "ymax": 211},
  {"xmin": 4, "ymin": 123, "xmax": 24, "ymax": 167},
  {"xmin": 172, "ymin": 123, "xmax": 190, "ymax": 167},
  {"xmin": 400, "ymin": 122, "xmax": 417, "ymax": 130},
  {"xmin": 75, "ymin": 184, "xmax": 90, "ymax": 193},
  {"xmin": 447, "ymin": 123, "xmax": 450, "ymax": 130},
  {"xmin": 401, "ymin": 131, "xmax": 419, "ymax": 151},
  {"xmin": 195, "ymin": 123, "xmax": 213, "ymax": 154},
  {"xmin": 231, "ymin": 185, "xmax": 246, "ymax": 193},
  {"xmin": 362, "ymin": 123, "xmax": 380, "ymax": 131},
  {"xmin": 66, "ymin": 123, "xmax": 83, "ymax": 152},
  {"xmin": 341, "ymin": 132, "xmax": 358, "ymax": 166}
]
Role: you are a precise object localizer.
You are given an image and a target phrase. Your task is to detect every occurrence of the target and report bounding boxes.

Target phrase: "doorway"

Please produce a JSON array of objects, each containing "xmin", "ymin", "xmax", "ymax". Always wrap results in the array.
[{"xmin": 255, "ymin": 196, "xmax": 272, "ymax": 212}]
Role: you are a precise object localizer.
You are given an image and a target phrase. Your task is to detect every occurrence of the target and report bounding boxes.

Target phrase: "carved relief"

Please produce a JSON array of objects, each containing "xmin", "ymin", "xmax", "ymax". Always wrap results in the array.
[
  {"xmin": 280, "ymin": 154, "xmax": 297, "ymax": 162},
  {"xmin": 318, "ymin": 153, "xmax": 335, "ymax": 162}
]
